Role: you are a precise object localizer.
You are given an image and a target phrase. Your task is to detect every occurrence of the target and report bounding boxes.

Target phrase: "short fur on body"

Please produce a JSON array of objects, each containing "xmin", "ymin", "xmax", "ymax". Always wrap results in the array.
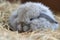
[{"xmin": 9, "ymin": 2, "xmax": 59, "ymax": 32}]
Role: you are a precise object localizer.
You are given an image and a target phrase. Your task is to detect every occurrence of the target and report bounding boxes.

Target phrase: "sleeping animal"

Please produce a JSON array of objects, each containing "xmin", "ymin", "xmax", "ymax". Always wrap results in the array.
[{"xmin": 8, "ymin": 2, "xmax": 59, "ymax": 32}]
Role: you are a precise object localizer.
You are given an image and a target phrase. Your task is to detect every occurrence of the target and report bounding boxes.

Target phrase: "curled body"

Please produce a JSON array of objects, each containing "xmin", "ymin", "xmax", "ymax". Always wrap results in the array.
[
  {"xmin": 8, "ymin": 2, "xmax": 59, "ymax": 32},
  {"xmin": 30, "ymin": 18, "xmax": 59, "ymax": 31}
]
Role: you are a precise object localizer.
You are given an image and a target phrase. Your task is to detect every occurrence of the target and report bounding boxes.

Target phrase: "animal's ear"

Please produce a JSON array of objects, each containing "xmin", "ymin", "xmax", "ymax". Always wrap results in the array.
[{"xmin": 39, "ymin": 13, "xmax": 58, "ymax": 23}]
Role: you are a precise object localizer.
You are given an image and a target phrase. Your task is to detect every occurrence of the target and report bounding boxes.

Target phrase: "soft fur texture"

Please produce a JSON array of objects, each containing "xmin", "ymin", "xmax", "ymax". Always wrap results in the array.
[
  {"xmin": 30, "ymin": 18, "xmax": 58, "ymax": 31},
  {"xmin": 9, "ymin": 2, "xmax": 59, "ymax": 32}
]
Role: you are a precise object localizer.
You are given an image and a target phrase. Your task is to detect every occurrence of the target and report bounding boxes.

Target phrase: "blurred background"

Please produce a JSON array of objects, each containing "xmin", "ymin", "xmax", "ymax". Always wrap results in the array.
[
  {"xmin": 7, "ymin": 0, "xmax": 60, "ymax": 15},
  {"xmin": 0, "ymin": 0, "xmax": 60, "ymax": 40}
]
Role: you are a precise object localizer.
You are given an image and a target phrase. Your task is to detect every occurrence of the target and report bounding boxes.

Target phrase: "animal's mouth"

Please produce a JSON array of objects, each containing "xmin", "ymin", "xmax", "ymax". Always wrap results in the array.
[{"xmin": 17, "ymin": 22, "xmax": 31, "ymax": 33}]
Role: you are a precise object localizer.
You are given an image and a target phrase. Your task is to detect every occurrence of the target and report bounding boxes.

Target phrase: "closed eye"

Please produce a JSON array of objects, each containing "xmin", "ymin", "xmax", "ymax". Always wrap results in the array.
[
  {"xmin": 30, "ymin": 18, "xmax": 34, "ymax": 21},
  {"xmin": 30, "ymin": 16, "xmax": 40, "ymax": 21}
]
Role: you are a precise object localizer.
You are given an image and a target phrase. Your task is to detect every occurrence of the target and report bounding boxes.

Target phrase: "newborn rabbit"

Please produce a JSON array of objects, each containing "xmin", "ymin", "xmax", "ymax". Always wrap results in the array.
[{"xmin": 9, "ymin": 2, "xmax": 59, "ymax": 32}]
